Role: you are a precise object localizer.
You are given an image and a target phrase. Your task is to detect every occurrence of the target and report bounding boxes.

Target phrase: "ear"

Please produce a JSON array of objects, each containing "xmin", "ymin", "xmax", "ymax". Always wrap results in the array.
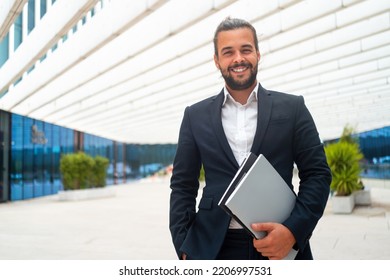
[
  {"xmin": 257, "ymin": 50, "xmax": 260, "ymax": 62},
  {"xmin": 214, "ymin": 54, "xmax": 220, "ymax": 69}
]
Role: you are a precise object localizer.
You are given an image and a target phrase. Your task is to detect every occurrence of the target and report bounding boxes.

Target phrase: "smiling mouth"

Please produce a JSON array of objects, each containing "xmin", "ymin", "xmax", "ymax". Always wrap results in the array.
[
  {"xmin": 229, "ymin": 63, "xmax": 250, "ymax": 73},
  {"xmin": 230, "ymin": 66, "xmax": 248, "ymax": 73}
]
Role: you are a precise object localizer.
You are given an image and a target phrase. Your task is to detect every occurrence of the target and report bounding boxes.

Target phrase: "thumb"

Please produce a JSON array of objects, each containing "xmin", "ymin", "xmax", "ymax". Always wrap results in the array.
[{"xmin": 251, "ymin": 222, "xmax": 276, "ymax": 232}]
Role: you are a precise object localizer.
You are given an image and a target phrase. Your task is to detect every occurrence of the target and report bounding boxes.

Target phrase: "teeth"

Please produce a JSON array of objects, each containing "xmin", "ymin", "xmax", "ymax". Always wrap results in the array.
[{"xmin": 232, "ymin": 67, "xmax": 246, "ymax": 73}]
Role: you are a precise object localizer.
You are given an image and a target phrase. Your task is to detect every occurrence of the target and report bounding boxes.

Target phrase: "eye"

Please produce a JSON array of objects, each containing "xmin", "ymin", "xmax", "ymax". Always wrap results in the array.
[
  {"xmin": 222, "ymin": 50, "xmax": 232, "ymax": 56},
  {"xmin": 242, "ymin": 48, "xmax": 252, "ymax": 54}
]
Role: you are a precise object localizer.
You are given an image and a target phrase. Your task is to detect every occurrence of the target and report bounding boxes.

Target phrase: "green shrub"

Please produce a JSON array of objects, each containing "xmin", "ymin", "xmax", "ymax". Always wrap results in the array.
[
  {"xmin": 91, "ymin": 156, "xmax": 109, "ymax": 188},
  {"xmin": 60, "ymin": 152, "xmax": 109, "ymax": 190},
  {"xmin": 324, "ymin": 141, "xmax": 363, "ymax": 196}
]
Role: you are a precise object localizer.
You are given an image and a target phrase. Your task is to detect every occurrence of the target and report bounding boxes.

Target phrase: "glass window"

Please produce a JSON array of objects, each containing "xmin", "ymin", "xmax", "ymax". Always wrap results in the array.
[
  {"xmin": 32, "ymin": 120, "xmax": 44, "ymax": 197},
  {"xmin": 13, "ymin": 77, "xmax": 22, "ymax": 87},
  {"xmin": 10, "ymin": 115, "xmax": 23, "ymax": 201},
  {"xmin": 8, "ymin": 114, "xmax": 178, "ymax": 201},
  {"xmin": 14, "ymin": 13, "xmax": 23, "ymax": 51},
  {"xmin": 116, "ymin": 142, "xmax": 124, "ymax": 183},
  {"xmin": 28, "ymin": 0, "xmax": 36, "ymax": 34},
  {"xmin": 0, "ymin": 33, "xmax": 9, "ymax": 68},
  {"xmin": 23, "ymin": 118, "xmax": 34, "ymax": 199},
  {"xmin": 66, "ymin": 128, "xmax": 74, "ymax": 153},
  {"xmin": 43, "ymin": 122, "xmax": 53, "ymax": 195},
  {"xmin": 40, "ymin": 54, "xmax": 47, "ymax": 63},
  {"xmin": 0, "ymin": 111, "xmax": 10, "ymax": 202},
  {"xmin": 0, "ymin": 89, "xmax": 8, "ymax": 98},
  {"xmin": 51, "ymin": 43, "xmax": 58, "ymax": 52},
  {"xmin": 52, "ymin": 124, "xmax": 61, "ymax": 192},
  {"xmin": 27, "ymin": 64, "xmax": 35, "ymax": 74},
  {"xmin": 40, "ymin": 0, "xmax": 47, "ymax": 18},
  {"xmin": 62, "ymin": 34, "xmax": 68, "ymax": 43},
  {"xmin": 106, "ymin": 139, "xmax": 114, "ymax": 185}
]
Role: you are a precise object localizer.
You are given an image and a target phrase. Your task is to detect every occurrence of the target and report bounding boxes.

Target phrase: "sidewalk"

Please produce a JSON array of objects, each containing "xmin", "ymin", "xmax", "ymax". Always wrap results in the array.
[
  {"xmin": 0, "ymin": 177, "xmax": 389, "ymax": 260},
  {"xmin": 312, "ymin": 178, "xmax": 390, "ymax": 260}
]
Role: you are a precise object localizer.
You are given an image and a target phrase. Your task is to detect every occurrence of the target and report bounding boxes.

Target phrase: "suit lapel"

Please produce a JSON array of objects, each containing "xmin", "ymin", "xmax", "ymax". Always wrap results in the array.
[
  {"xmin": 209, "ymin": 89, "xmax": 239, "ymax": 168},
  {"xmin": 251, "ymin": 84, "xmax": 272, "ymax": 155}
]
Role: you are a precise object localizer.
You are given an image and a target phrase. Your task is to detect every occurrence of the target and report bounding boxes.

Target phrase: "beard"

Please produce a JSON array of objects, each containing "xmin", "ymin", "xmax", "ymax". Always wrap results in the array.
[{"xmin": 221, "ymin": 62, "xmax": 258, "ymax": 91}]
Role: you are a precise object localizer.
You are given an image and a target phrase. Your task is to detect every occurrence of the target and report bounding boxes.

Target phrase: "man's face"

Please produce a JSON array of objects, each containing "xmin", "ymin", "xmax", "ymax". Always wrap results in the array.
[{"xmin": 214, "ymin": 28, "xmax": 260, "ymax": 91}]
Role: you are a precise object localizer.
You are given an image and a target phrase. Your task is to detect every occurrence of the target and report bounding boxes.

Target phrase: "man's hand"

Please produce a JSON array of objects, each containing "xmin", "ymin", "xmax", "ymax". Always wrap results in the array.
[{"xmin": 251, "ymin": 223, "xmax": 296, "ymax": 260}]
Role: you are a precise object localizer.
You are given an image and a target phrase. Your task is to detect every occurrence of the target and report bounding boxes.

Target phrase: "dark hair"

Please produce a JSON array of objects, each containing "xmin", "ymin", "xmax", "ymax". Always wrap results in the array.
[{"xmin": 213, "ymin": 17, "xmax": 259, "ymax": 56}]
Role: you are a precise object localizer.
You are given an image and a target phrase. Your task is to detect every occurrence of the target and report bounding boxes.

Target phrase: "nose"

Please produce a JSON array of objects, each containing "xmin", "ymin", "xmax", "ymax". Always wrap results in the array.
[{"xmin": 233, "ymin": 51, "xmax": 244, "ymax": 63}]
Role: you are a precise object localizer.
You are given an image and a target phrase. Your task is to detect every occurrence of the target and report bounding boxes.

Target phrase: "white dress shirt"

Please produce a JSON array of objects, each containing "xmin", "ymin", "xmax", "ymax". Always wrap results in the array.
[{"xmin": 221, "ymin": 86, "xmax": 258, "ymax": 229}]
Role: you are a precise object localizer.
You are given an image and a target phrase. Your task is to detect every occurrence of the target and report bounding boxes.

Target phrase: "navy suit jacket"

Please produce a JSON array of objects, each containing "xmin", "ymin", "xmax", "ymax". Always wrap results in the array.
[{"xmin": 169, "ymin": 84, "xmax": 331, "ymax": 260}]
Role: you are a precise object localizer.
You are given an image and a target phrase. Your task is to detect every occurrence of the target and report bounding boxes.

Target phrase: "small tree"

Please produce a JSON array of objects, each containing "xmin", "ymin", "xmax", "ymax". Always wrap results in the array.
[
  {"xmin": 91, "ymin": 156, "xmax": 109, "ymax": 188},
  {"xmin": 340, "ymin": 124, "xmax": 359, "ymax": 144},
  {"xmin": 324, "ymin": 125, "xmax": 363, "ymax": 196},
  {"xmin": 60, "ymin": 152, "xmax": 94, "ymax": 190}
]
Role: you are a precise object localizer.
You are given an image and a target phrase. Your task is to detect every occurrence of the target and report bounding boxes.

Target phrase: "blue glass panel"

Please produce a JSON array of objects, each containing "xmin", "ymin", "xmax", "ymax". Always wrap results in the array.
[
  {"xmin": 52, "ymin": 124, "xmax": 61, "ymax": 191},
  {"xmin": 84, "ymin": 133, "xmax": 91, "ymax": 155},
  {"xmin": 28, "ymin": 0, "xmax": 35, "ymax": 34},
  {"xmin": 23, "ymin": 118, "xmax": 34, "ymax": 199},
  {"xmin": 0, "ymin": 33, "xmax": 9, "ymax": 67},
  {"xmin": 42, "ymin": 122, "xmax": 52, "ymax": 195},
  {"xmin": 116, "ymin": 143, "xmax": 124, "ymax": 183},
  {"xmin": 0, "ymin": 112, "xmax": 7, "ymax": 201},
  {"xmin": 0, "ymin": 89, "xmax": 8, "ymax": 98},
  {"xmin": 40, "ymin": 54, "xmax": 47, "ymax": 63},
  {"xmin": 40, "ymin": 0, "xmax": 47, "ymax": 18},
  {"xmin": 8, "ymin": 113, "xmax": 179, "ymax": 200},
  {"xmin": 10, "ymin": 115, "xmax": 23, "ymax": 201},
  {"xmin": 14, "ymin": 13, "xmax": 23, "ymax": 51},
  {"xmin": 33, "ymin": 120, "xmax": 44, "ymax": 197},
  {"xmin": 65, "ymin": 128, "xmax": 74, "ymax": 153},
  {"xmin": 106, "ymin": 139, "xmax": 114, "ymax": 185},
  {"xmin": 13, "ymin": 76, "xmax": 22, "ymax": 87},
  {"xmin": 62, "ymin": 34, "xmax": 68, "ymax": 43}
]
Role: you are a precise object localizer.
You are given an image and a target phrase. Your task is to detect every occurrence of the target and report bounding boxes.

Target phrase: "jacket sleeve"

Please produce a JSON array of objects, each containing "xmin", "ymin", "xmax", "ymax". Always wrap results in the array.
[
  {"xmin": 283, "ymin": 96, "xmax": 332, "ymax": 251},
  {"xmin": 169, "ymin": 107, "xmax": 201, "ymax": 258}
]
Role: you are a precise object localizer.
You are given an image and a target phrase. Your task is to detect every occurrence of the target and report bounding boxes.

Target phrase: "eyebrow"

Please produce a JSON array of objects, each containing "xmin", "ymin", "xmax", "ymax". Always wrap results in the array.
[
  {"xmin": 220, "ymin": 44, "xmax": 254, "ymax": 53},
  {"xmin": 241, "ymin": 44, "xmax": 254, "ymax": 49},
  {"xmin": 221, "ymin": 46, "xmax": 233, "ymax": 53}
]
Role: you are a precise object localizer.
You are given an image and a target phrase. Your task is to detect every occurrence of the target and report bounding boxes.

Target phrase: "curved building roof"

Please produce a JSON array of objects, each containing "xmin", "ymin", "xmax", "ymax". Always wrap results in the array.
[{"xmin": 1, "ymin": 0, "xmax": 390, "ymax": 143}]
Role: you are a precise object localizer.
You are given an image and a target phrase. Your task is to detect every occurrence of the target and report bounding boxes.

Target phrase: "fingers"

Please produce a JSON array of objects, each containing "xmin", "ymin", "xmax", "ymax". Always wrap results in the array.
[
  {"xmin": 251, "ymin": 222, "xmax": 276, "ymax": 232},
  {"xmin": 251, "ymin": 223, "xmax": 295, "ymax": 260},
  {"xmin": 253, "ymin": 242, "xmax": 284, "ymax": 260}
]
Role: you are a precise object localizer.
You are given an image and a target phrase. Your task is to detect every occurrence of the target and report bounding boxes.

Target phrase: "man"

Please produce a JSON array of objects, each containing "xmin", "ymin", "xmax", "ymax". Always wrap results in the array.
[{"xmin": 169, "ymin": 17, "xmax": 331, "ymax": 260}]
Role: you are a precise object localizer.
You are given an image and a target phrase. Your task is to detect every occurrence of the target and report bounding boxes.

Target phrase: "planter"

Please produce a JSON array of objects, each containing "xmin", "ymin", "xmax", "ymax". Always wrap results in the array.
[
  {"xmin": 354, "ymin": 189, "xmax": 371, "ymax": 206},
  {"xmin": 332, "ymin": 194, "xmax": 355, "ymax": 214},
  {"xmin": 58, "ymin": 187, "xmax": 115, "ymax": 201}
]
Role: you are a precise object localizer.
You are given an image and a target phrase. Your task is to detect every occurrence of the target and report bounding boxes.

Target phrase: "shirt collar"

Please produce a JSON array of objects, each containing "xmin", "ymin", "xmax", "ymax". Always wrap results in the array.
[{"xmin": 222, "ymin": 85, "xmax": 258, "ymax": 106}]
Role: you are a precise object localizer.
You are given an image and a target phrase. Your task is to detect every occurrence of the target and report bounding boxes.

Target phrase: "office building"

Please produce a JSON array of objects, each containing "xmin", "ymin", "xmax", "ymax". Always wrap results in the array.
[{"xmin": 1, "ymin": 0, "xmax": 389, "ymax": 202}]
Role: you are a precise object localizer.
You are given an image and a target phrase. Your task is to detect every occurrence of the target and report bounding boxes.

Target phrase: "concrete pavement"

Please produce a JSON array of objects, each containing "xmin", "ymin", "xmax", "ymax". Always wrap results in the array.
[{"xmin": 0, "ymin": 177, "xmax": 389, "ymax": 260}]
